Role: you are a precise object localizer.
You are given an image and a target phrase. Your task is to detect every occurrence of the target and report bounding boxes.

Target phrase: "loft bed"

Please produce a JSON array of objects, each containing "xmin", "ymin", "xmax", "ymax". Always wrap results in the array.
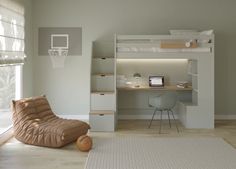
[
  {"xmin": 115, "ymin": 33, "xmax": 214, "ymax": 58},
  {"xmin": 115, "ymin": 31, "xmax": 215, "ymax": 129}
]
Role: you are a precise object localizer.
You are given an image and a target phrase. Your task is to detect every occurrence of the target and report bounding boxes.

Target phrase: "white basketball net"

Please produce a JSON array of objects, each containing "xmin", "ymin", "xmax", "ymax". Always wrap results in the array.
[{"xmin": 48, "ymin": 48, "xmax": 68, "ymax": 68}]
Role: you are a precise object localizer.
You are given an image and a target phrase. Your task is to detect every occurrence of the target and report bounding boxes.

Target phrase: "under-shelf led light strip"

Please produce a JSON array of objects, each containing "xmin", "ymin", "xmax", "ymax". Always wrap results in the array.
[{"xmin": 116, "ymin": 59, "xmax": 188, "ymax": 63}]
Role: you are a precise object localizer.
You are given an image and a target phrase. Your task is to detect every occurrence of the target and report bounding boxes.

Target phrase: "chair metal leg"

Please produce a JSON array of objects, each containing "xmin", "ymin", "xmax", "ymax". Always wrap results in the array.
[
  {"xmin": 148, "ymin": 108, "xmax": 157, "ymax": 128},
  {"xmin": 170, "ymin": 109, "xmax": 179, "ymax": 133},
  {"xmin": 167, "ymin": 110, "xmax": 171, "ymax": 128},
  {"xmin": 159, "ymin": 110, "xmax": 163, "ymax": 134}
]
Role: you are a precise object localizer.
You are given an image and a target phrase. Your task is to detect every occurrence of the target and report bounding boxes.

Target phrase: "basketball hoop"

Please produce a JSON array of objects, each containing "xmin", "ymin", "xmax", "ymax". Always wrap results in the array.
[{"xmin": 48, "ymin": 34, "xmax": 69, "ymax": 68}]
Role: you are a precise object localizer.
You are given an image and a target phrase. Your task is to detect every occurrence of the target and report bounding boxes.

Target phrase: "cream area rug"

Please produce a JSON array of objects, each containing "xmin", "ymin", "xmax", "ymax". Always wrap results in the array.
[{"xmin": 85, "ymin": 137, "xmax": 236, "ymax": 169}]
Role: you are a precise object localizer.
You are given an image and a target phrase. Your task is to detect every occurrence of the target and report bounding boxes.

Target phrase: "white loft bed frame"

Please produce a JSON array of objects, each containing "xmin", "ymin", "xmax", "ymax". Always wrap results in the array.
[
  {"xmin": 116, "ymin": 34, "xmax": 214, "ymax": 58},
  {"xmin": 115, "ymin": 34, "xmax": 215, "ymax": 129}
]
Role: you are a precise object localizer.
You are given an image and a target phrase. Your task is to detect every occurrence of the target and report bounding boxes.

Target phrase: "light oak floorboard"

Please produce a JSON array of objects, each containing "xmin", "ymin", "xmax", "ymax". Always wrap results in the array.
[{"xmin": 0, "ymin": 120, "xmax": 236, "ymax": 169}]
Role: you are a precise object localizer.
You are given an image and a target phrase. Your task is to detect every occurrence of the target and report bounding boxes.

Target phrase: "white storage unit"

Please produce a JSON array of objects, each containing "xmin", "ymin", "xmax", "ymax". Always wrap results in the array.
[{"xmin": 90, "ymin": 41, "xmax": 116, "ymax": 131}]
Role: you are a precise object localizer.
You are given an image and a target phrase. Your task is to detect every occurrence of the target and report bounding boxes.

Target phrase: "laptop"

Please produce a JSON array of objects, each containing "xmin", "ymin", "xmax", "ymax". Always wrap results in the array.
[{"xmin": 149, "ymin": 76, "xmax": 164, "ymax": 87}]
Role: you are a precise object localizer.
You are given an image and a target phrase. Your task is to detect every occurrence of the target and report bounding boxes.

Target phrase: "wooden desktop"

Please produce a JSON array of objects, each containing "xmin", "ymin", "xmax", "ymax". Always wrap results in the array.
[{"xmin": 117, "ymin": 85, "xmax": 192, "ymax": 91}]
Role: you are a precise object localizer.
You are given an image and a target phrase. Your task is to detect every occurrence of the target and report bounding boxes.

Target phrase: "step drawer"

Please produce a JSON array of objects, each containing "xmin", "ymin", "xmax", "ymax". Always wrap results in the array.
[
  {"xmin": 91, "ymin": 93, "xmax": 115, "ymax": 110},
  {"xmin": 89, "ymin": 112, "xmax": 115, "ymax": 132},
  {"xmin": 91, "ymin": 75, "xmax": 114, "ymax": 92},
  {"xmin": 92, "ymin": 58, "xmax": 114, "ymax": 74}
]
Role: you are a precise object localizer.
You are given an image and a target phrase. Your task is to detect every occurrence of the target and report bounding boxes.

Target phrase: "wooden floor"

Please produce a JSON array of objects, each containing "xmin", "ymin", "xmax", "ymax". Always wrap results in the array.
[
  {"xmin": 0, "ymin": 120, "xmax": 236, "ymax": 169},
  {"xmin": 0, "ymin": 111, "xmax": 12, "ymax": 134}
]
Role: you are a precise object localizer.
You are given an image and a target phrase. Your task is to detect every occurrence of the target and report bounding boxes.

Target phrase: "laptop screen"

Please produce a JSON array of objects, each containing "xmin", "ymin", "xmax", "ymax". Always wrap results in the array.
[{"xmin": 149, "ymin": 76, "xmax": 164, "ymax": 87}]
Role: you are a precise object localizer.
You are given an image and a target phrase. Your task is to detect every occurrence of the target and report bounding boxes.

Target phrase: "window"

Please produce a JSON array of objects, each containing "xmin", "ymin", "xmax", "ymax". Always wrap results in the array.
[
  {"xmin": 0, "ymin": 0, "xmax": 25, "ymax": 135},
  {"xmin": 0, "ymin": 65, "xmax": 22, "ymax": 134}
]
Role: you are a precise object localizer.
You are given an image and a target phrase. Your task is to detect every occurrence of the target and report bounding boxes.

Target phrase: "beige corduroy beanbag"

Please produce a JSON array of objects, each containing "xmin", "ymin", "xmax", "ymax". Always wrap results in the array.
[{"xmin": 12, "ymin": 96, "xmax": 90, "ymax": 148}]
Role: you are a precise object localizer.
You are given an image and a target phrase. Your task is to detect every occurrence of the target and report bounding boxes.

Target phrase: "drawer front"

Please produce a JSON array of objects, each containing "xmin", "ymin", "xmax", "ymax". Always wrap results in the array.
[
  {"xmin": 89, "ymin": 114, "xmax": 115, "ymax": 132},
  {"xmin": 91, "ymin": 93, "xmax": 115, "ymax": 110},
  {"xmin": 91, "ymin": 75, "xmax": 114, "ymax": 92},
  {"xmin": 92, "ymin": 58, "xmax": 114, "ymax": 74}
]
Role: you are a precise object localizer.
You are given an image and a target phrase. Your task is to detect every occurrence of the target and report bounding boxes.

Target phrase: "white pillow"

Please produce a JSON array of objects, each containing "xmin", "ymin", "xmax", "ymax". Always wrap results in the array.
[
  {"xmin": 200, "ymin": 29, "xmax": 214, "ymax": 35},
  {"xmin": 199, "ymin": 30, "xmax": 214, "ymax": 43}
]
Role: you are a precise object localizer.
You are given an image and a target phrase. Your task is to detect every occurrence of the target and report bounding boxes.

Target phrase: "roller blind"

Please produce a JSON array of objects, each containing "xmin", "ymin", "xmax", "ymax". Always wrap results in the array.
[{"xmin": 0, "ymin": 1, "xmax": 25, "ymax": 66}]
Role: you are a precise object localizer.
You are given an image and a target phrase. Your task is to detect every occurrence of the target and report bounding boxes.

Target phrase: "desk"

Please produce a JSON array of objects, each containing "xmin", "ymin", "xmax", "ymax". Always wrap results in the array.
[
  {"xmin": 117, "ymin": 85, "xmax": 192, "ymax": 122},
  {"xmin": 117, "ymin": 85, "xmax": 192, "ymax": 91}
]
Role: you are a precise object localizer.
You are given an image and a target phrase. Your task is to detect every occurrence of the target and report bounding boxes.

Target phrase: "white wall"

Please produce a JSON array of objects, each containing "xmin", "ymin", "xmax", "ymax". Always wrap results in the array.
[{"xmin": 32, "ymin": 0, "xmax": 236, "ymax": 116}]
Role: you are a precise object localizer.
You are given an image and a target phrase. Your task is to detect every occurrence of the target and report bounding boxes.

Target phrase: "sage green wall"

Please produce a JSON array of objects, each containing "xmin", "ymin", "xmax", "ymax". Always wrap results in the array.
[
  {"xmin": 32, "ymin": 0, "xmax": 236, "ymax": 116},
  {"xmin": 23, "ymin": 0, "xmax": 33, "ymax": 98}
]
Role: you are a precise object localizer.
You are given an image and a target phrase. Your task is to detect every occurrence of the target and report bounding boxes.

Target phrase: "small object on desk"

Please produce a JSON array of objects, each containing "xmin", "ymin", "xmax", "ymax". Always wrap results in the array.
[
  {"xmin": 133, "ymin": 73, "xmax": 141, "ymax": 79},
  {"xmin": 176, "ymin": 81, "xmax": 189, "ymax": 88},
  {"xmin": 133, "ymin": 73, "xmax": 142, "ymax": 88},
  {"xmin": 149, "ymin": 76, "xmax": 164, "ymax": 87}
]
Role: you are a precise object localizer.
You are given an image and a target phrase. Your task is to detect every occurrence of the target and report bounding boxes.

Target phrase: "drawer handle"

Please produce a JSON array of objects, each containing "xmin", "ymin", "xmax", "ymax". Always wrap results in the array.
[
  {"xmin": 100, "ymin": 74, "xmax": 106, "ymax": 77},
  {"xmin": 100, "ymin": 93, "xmax": 105, "ymax": 95},
  {"xmin": 99, "ymin": 114, "xmax": 104, "ymax": 116},
  {"xmin": 101, "ymin": 57, "xmax": 106, "ymax": 60}
]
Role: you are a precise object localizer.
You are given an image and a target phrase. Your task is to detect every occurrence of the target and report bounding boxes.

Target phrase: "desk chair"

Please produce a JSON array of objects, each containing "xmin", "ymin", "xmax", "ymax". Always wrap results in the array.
[{"xmin": 148, "ymin": 92, "xmax": 179, "ymax": 134}]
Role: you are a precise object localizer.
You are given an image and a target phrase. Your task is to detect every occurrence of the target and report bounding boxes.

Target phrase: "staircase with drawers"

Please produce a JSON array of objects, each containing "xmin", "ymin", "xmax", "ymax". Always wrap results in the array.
[{"xmin": 89, "ymin": 41, "xmax": 116, "ymax": 131}]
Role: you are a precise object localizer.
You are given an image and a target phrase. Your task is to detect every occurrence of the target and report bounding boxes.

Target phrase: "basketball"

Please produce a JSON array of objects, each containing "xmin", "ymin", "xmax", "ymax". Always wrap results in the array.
[{"xmin": 76, "ymin": 135, "xmax": 93, "ymax": 152}]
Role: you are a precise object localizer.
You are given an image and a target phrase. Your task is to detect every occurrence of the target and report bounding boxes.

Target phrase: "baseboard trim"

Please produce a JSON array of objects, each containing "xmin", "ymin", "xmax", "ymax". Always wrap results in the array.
[
  {"xmin": 118, "ymin": 114, "xmax": 178, "ymax": 120},
  {"xmin": 119, "ymin": 115, "xmax": 236, "ymax": 120},
  {"xmin": 0, "ymin": 127, "xmax": 14, "ymax": 146},
  {"xmin": 215, "ymin": 115, "xmax": 236, "ymax": 120},
  {"xmin": 57, "ymin": 114, "xmax": 236, "ymax": 120},
  {"xmin": 58, "ymin": 114, "xmax": 89, "ymax": 120}
]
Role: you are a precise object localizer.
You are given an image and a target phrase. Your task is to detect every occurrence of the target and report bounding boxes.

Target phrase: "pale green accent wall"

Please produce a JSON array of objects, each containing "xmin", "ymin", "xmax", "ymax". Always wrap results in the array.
[{"xmin": 32, "ymin": 0, "xmax": 236, "ymax": 115}]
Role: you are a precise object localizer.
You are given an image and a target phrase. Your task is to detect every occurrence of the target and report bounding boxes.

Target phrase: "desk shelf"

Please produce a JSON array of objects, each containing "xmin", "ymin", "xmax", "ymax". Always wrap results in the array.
[{"xmin": 188, "ymin": 60, "xmax": 198, "ymax": 105}]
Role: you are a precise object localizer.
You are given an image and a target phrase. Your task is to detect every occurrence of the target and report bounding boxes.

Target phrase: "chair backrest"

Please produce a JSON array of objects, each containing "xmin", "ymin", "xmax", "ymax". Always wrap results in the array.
[
  {"xmin": 150, "ymin": 92, "xmax": 177, "ymax": 110},
  {"xmin": 160, "ymin": 92, "xmax": 177, "ymax": 109},
  {"xmin": 12, "ymin": 96, "xmax": 57, "ymax": 129}
]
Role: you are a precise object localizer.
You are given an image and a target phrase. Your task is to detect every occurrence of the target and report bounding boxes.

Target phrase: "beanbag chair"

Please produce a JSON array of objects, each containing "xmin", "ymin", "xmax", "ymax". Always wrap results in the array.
[{"xmin": 12, "ymin": 96, "xmax": 90, "ymax": 148}]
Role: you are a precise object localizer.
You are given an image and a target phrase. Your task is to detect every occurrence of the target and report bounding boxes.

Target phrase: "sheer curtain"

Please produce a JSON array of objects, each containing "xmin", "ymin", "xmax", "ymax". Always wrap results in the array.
[
  {"xmin": 0, "ymin": 0, "xmax": 24, "ymax": 138},
  {"xmin": 0, "ymin": 0, "xmax": 25, "ymax": 66}
]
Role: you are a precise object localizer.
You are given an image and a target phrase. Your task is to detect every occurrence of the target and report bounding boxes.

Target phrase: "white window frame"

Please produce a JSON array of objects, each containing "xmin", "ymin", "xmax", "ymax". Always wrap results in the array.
[{"xmin": 15, "ymin": 65, "xmax": 23, "ymax": 100}]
